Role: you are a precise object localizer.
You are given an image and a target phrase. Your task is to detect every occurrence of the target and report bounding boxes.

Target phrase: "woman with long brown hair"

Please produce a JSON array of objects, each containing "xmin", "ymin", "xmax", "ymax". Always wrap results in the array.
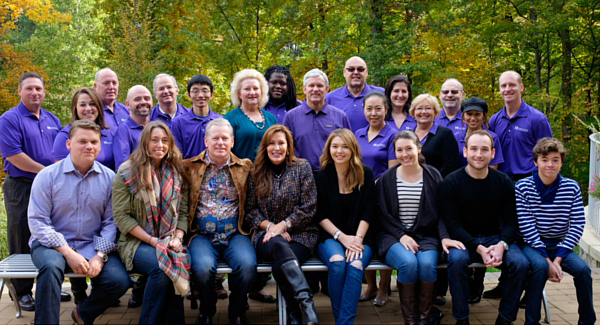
[
  {"xmin": 244, "ymin": 124, "xmax": 318, "ymax": 324},
  {"xmin": 112, "ymin": 121, "xmax": 190, "ymax": 324}
]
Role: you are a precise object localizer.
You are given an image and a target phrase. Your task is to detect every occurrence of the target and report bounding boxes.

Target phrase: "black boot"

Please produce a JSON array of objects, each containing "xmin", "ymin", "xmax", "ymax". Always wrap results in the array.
[
  {"xmin": 418, "ymin": 282, "xmax": 435, "ymax": 325},
  {"xmin": 398, "ymin": 282, "xmax": 417, "ymax": 325},
  {"xmin": 280, "ymin": 260, "xmax": 318, "ymax": 324}
]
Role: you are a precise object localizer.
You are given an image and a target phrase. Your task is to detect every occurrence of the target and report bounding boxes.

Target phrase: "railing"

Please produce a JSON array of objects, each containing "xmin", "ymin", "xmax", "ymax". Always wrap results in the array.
[{"xmin": 588, "ymin": 134, "xmax": 600, "ymax": 234}]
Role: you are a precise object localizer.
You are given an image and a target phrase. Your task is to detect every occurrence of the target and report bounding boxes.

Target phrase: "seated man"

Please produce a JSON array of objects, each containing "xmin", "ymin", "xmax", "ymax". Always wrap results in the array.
[
  {"xmin": 182, "ymin": 118, "xmax": 257, "ymax": 325},
  {"xmin": 28, "ymin": 120, "xmax": 130, "ymax": 325},
  {"xmin": 439, "ymin": 130, "xmax": 528, "ymax": 325},
  {"xmin": 517, "ymin": 138, "xmax": 596, "ymax": 325}
]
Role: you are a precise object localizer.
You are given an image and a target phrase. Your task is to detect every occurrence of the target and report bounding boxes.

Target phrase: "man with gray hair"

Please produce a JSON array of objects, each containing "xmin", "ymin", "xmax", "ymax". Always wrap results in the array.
[
  {"xmin": 94, "ymin": 68, "xmax": 130, "ymax": 133},
  {"xmin": 284, "ymin": 68, "xmax": 350, "ymax": 173},
  {"xmin": 149, "ymin": 73, "xmax": 189, "ymax": 128},
  {"xmin": 435, "ymin": 78, "xmax": 466, "ymax": 138}
]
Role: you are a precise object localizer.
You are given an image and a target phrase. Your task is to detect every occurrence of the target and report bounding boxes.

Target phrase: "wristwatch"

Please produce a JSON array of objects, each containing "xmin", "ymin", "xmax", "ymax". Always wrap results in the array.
[
  {"xmin": 499, "ymin": 240, "xmax": 509, "ymax": 252},
  {"xmin": 283, "ymin": 219, "xmax": 292, "ymax": 230},
  {"xmin": 96, "ymin": 251, "xmax": 108, "ymax": 263},
  {"xmin": 333, "ymin": 230, "xmax": 342, "ymax": 241}
]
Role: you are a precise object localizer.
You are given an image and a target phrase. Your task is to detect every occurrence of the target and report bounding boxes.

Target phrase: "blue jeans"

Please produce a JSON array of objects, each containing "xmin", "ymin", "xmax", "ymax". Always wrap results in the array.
[
  {"xmin": 521, "ymin": 244, "xmax": 596, "ymax": 325},
  {"xmin": 31, "ymin": 240, "xmax": 129, "ymax": 325},
  {"xmin": 384, "ymin": 242, "xmax": 438, "ymax": 283},
  {"xmin": 188, "ymin": 233, "xmax": 257, "ymax": 317},
  {"xmin": 317, "ymin": 239, "xmax": 373, "ymax": 324},
  {"xmin": 133, "ymin": 243, "xmax": 185, "ymax": 324},
  {"xmin": 447, "ymin": 235, "xmax": 528, "ymax": 322}
]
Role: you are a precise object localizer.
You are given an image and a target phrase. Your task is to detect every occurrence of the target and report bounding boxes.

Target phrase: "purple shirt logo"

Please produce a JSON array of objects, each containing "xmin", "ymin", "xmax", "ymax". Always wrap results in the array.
[
  {"xmin": 514, "ymin": 126, "xmax": 529, "ymax": 132},
  {"xmin": 325, "ymin": 124, "xmax": 333, "ymax": 128}
]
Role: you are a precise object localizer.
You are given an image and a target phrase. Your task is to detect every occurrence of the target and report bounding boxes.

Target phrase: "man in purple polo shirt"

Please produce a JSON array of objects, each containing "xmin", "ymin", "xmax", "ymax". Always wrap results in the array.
[
  {"xmin": 435, "ymin": 78, "xmax": 466, "ymax": 138},
  {"xmin": 489, "ymin": 71, "xmax": 552, "ymax": 181},
  {"xmin": 149, "ymin": 73, "xmax": 189, "ymax": 128},
  {"xmin": 0, "ymin": 72, "xmax": 62, "ymax": 311},
  {"xmin": 284, "ymin": 68, "xmax": 351, "ymax": 172},
  {"xmin": 172, "ymin": 74, "xmax": 222, "ymax": 159},
  {"xmin": 325, "ymin": 56, "xmax": 384, "ymax": 132},
  {"xmin": 113, "ymin": 85, "xmax": 152, "ymax": 170},
  {"xmin": 94, "ymin": 68, "xmax": 130, "ymax": 133}
]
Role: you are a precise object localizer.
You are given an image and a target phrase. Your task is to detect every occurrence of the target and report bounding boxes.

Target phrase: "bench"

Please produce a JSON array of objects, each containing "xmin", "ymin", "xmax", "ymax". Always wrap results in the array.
[{"xmin": 0, "ymin": 254, "xmax": 550, "ymax": 324}]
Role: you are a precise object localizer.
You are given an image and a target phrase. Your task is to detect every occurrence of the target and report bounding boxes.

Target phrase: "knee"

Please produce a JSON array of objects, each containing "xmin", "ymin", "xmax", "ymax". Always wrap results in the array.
[
  {"xmin": 508, "ymin": 254, "xmax": 529, "ymax": 275},
  {"xmin": 350, "ymin": 259, "xmax": 363, "ymax": 271},
  {"xmin": 448, "ymin": 249, "xmax": 469, "ymax": 267},
  {"xmin": 328, "ymin": 254, "xmax": 345, "ymax": 273},
  {"xmin": 529, "ymin": 258, "xmax": 549, "ymax": 275},
  {"xmin": 192, "ymin": 261, "xmax": 216, "ymax": 285},
  {"xmin": 570, "ymin": 262, "xmax": 591, "ymax": 279},
  {"xmin": 38, "ymin": 259, "xmax": 64, "ymax": 278},
  {"xmin": 233, "ymin": 260, "xmax": 257, "ymax": 284}
]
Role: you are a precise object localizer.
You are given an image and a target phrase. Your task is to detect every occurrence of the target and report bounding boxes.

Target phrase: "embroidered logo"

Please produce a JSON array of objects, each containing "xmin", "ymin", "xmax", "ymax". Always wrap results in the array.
[
  {"xmin": 46, "ymin": 126, "xmax": 59, "ymax": 130},
  {"xmin": 325, "ymin": 124, "xmax": 333, "ymax": 128},
  {"xmin": 514, "ymin": 126, "xmax": 529, "ymax": 132}
]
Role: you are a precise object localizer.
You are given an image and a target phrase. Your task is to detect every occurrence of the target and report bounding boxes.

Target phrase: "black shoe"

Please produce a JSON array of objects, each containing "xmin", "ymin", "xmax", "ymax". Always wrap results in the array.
[
  {"xmin": 73, "ymin": 291, "xmax": 88, "ymax": 305},
  {"xmin": 494, "ymin": 315, "xmax": 513, "ymax": 325},
  {"xmin": 18, "ymin": 294, "xmax": 35, "ymax": 312},
  {"xmin": 433, "ymin": 295, "xmax": 446, "ymax": 306},
  {"xmin": 248, "ymin": 291, "xmax": 276, "ymax": 303},
  {"xmin": 196, "ymin": 313, "xmax": 213, "ymax": 325},
  {"xmin": 482, "ymin": 285, "xmax": 503, "ymax": 299},
  {"xmin": 455, "ymin": 319, "xmax": 470, "ymax": 325},
  {"xmin": 280, "ymin": 260, "xmax": 319, "ymax": 324},
  {"xmin": 60, "ymin": 291, "xmax": 71, "ymax": 302},
  {"xmin": 110, "ymin": 299, "xmax": 120, "ymax": 307},
  {"xmin": 519, "ymin": 294, "xmax": 527, "ymax": 309},
  {"xmin": 229, "ymin": 315, "xmax": 251, "ymax": 324},
  {"xmin": 128, "ymin": 293, "xmax": 142, "ymax": 308},
  {"xmin": 468, "ymin": 294, "xmax": 481, "ymax": 304}
]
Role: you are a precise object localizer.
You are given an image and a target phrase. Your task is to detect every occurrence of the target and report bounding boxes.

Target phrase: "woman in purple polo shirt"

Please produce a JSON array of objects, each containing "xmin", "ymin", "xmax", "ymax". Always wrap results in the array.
[
  {"xmin": 384, "ymin": 74, "xmax": 416, "ymax": 131},
  {"xmin": 52, "ymin": 88, "xmax": 115, "ymax": 170},
  {"xmin": 355, "ymin": 91, "xmax": 396, "ymax": 307}
]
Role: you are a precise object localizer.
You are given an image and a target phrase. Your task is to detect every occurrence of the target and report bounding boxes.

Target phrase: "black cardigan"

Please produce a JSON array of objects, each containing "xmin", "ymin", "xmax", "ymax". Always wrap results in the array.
[
  {"xmin": 421, "ymin": 125, "xmax": 459, "ymax": 178},
  {"xmin": 315, "ymin": 163, "xmax": 378, "ymax": 246},
  {"xmin": 376, "ymin": 164, "xmax": 450, "ymax": 258}
]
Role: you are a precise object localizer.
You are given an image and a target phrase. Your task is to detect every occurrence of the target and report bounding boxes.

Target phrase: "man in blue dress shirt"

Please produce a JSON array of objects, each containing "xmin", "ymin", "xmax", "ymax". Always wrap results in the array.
[
  {"xmin": 149, "ymin": 73, "xmax": 188, "ymax": 127},
  {"xmin": 28, "ymin": 120, "xmax": 129, "ymax": 325},
  {"xmin": 94, "ymin": 68, "xmax": 130, "ymax": 133}
]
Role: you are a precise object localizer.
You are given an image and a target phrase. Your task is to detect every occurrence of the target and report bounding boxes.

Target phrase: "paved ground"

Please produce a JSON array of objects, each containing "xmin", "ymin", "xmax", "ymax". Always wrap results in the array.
[{"xmin": 0, "ymin": 270, "xmax": 599, "ymax": 324}]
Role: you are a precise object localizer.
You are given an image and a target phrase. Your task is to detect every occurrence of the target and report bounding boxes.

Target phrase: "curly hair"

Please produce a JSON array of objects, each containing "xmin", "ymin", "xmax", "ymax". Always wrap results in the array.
[{"xmin": 230, "ymin": 69, "xmax": 269, "ymax": 108}]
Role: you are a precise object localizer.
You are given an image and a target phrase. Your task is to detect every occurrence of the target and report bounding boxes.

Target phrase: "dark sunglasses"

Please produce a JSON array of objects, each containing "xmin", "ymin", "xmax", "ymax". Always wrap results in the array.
[
  {"xmin": 345, "ymin": 67, "xmax": 366, "ymax": 73},
  {"xmin": 441, "ymin": 90, "xmax": 460, "ymax": 95}
]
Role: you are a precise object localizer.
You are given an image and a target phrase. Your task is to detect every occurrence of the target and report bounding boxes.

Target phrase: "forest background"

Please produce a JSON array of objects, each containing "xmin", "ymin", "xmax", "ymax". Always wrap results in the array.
[{"xmin": 1, "ymin": 0, "xmax": 600, "ymax": 198}]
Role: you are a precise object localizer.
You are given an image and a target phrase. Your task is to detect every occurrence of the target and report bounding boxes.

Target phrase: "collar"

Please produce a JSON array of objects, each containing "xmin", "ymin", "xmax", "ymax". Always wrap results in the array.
[
  {"xmin": 190, "ymin": 107, "xmax": 217, "ymax": 119},
  {"xmin": 156, "ymin": 104, "xmax": 178, "ymax": 119},
  {"xmin": 439, "ymin": 108, "xmax": 462, "ymax": 121},
  {"xmin": 302, "ymin": 100, "xmax": 328, "ymax": 115},
  {"xmin": 191, "ymin": 149, "xmax": 245, "ymax": 167},
  {"xmin": 342, "ymin": 83, "xmax": 371, "ymax": 98},
  {"xmin": 62, "ymin": 153, "xmax": 103, "ymax": 177},
  {"xmin": 126, "ymin": 116, "xmax": 144, "ymax": 129},
  {"xmin": 18, "ymin": 101, "xmax": 43, "ymax": 118},
  {"xmin": 357, "ymin": 123, "xmax": 393, "ymax": 139},
  {"xmin": 500, "ymin": 100, "xmax": 530, "ymax": 119},
  {"xmin": 532, "ymin": 171, "xmax": 562, "ymax": 203}
]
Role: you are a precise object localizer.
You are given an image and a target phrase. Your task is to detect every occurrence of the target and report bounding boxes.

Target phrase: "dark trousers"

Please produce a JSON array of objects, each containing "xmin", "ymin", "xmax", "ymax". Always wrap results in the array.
[
  {"xmin": 255, "ymin": 235, "xmax": 312, "ymax": 280},
  {"xmin": 3, "ymin": 176, "xmax": 34, "ymax": 297}
]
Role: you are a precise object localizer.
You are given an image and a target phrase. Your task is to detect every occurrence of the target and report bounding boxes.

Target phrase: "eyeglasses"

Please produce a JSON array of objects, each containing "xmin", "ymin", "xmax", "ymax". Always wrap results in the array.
[
  {"xmin": 345, "ymin": 67, "xmax": 366, "ymax": 73},
  {"xmin": 415, "ymin": 106, "xmax": 434, "ymax": 111},
  {"xmin": 441, "ymin": 90, "xmax": 460, "ymax": 95}
]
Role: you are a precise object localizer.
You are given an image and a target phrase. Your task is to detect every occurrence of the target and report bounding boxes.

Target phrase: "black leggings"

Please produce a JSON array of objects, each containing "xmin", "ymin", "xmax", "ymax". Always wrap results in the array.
[{"xmin": 255, "ymin": 235, "xmax": 312, "ymax": 281}]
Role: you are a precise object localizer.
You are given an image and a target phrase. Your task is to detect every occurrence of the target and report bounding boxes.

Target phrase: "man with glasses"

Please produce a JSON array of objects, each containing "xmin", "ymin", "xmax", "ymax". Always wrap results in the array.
[
  {"xmin": 435, "ymin": 78, "xmax": 466, "ymax": 138},
  {"xmin": 149, "ymin": 74, "xmax": 189, "ymax": 128},
  {"xmin": 325, "ymin": 56, "xmax": 384, "ymax": 132}
]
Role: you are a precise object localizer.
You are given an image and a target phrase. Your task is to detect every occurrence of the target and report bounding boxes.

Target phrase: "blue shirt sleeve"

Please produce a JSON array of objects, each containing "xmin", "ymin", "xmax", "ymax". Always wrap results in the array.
[
  {"xmin": 52, "ymin": 130, "xmax": 70, "ymax": 161},
  {"xmin": 28, "ymin": 169, "xmax": 69, "ymax": 248},
  {"xmin": 171, "ymin": 118, "xmax": 185, "ymax": 153},
  {"xmin": 0, "ymin": 112, "xmax": 24, "ymax": 157},
  {"xmin": 113, "ymin": 126, "xmax": 131, "ymax": 171}
]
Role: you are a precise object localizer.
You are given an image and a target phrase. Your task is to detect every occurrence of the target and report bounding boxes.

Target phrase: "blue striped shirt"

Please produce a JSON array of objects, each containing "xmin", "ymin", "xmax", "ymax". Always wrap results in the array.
[{"xmin": 515, "ymin": 175, "xmax": 585, "ymax": 258}]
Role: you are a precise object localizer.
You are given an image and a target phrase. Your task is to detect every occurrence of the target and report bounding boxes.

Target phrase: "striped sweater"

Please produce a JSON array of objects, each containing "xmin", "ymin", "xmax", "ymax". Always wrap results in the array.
[{"xmin": 515, "ymin": 175, "xmax": 585, "ymax": 258}]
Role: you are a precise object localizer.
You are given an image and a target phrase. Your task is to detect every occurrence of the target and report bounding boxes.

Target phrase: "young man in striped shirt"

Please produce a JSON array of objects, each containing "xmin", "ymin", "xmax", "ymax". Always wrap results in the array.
[{"xmin": 516, "ymin": 138, "xmax": 595, "ymax": 325}]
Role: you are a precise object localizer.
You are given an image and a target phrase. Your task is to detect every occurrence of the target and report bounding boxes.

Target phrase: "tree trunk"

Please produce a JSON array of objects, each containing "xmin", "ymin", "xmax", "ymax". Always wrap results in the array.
[
  {"xmin": 559, "ymin": 27, "xmax": 573, "ymax": 142},
  {"xmin": 530, "ymin": 0, "xmax": 542, "ymax": 90}
]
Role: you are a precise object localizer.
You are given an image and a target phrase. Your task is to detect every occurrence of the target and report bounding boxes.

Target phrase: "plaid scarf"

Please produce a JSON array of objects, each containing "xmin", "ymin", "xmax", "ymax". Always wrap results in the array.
[{"xmin": 122, "ymin": 161, "xmax": 191, "ymax": 295}]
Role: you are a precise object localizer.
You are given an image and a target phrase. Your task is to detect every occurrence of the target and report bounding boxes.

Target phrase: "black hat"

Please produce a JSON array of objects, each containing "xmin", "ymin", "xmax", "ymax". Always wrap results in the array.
[{"xmin": 462, "ymin": 97, "xmax": 488, "ymax": 114}]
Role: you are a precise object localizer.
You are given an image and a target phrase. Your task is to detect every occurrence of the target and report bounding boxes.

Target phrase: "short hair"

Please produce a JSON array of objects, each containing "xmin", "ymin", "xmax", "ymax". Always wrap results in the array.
[
  {"xmin": 362, "ymin": 91, "xmax": 387, "ymax": 110},
  {"xmin": 94, "ymin": 68, "xmax": 117, "ymax": 83},
  {"xmin": 68, "ymin": 120, "xmax": 101, "ymax": 140},
  {"xmin": 230, "ymin": 69, "xmax": 269, "ymax": 108},
  {"xmin": 384, "ymin": 74, "xmax": 412, "ymax": 116},
  {"xmin": 153, "ymin": 73, "xmax": 178, "ymax": 93},
  {"xmin": 532, "ymin": 137, "xmax": 566, "ymax": 163},
  {"xmin": 409, "ymin": 94, "xmax": 441, "ymax": 118},
  {"xmin": 319, "ymin": 128, "xmax": 364, "ymax": 193},
  {"xmin": 499, "ymin": 71, "xmax": 523, "ymax": 85},
  {"xmin": 126, "ymin": 85, "xmax": 151, "ymax": 102},
  {"xmin": 441, "ymin": 78, "xmax": 464, "ymax": 92},
  {"xmin": 18, "ymin": 72, "xmax": 44, "ymax": 88},
  {"xmin": 70, "ymin": 88, "xmax": 108, "ymax": 129},
  {"xmin": 205, "ymin": 118, "xmax": 234, "ymax": 138},
  {"xmin": 264, "ymin": 65, "xmax": 298, "ymax": 111},
  {"xmin": 393, "ymin": 130, "xmax": 426, "ymax": 164},
  {"xmin": 464, "ymin": 129, "xmax": 494, "ymax": 150},
  {"xmin": 187, "ymin": 74, "xmax": 214, "ymax": 94},
  {"xmin": 303, "ymin": 69, "xmax": 329, "ymax": 87}
]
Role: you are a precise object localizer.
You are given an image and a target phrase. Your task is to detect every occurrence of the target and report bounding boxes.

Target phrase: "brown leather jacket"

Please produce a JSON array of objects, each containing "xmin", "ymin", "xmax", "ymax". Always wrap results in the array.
[{"xmin": 182, "ymin": 150, "xmax": 253, "ymax": 238}]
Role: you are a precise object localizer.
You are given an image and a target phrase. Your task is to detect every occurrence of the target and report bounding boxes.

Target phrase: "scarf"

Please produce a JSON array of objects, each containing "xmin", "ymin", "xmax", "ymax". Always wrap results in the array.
[
  {"xmin": 532, "ymin": 170, "xmax": 562, "ymax": 204},
  {"xmin": 122, "ymin": 161, "xmax": 191, "ymax": 295}
]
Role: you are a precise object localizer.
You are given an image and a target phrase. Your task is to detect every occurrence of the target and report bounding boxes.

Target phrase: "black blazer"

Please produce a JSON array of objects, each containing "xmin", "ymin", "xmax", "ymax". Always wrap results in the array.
[
  {"xmin": 376, "ymin": 164, "xmax": 449, "ymax": 258},
  {"xmin": 421, "ymin": 125, "xmax": 459, "ymax": 178}
]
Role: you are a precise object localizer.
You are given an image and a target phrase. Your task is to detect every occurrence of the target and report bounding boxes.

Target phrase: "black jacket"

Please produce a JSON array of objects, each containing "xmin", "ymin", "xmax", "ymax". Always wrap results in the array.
[{"xmin": 421, "ymin": 125, "xmax": 459, "ymax": 178}]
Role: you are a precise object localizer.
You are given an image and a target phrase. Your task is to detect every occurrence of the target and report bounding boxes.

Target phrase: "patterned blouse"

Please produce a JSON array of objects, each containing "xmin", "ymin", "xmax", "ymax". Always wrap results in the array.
[{"xmin": 244, "ymin": 160, "xmax": 319, "ymax": 251}]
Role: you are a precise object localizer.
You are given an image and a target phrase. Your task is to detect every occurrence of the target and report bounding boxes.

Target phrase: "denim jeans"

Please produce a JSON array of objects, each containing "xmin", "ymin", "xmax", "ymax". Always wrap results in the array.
[
  {"xmin": 521, "ymin": 244, "xmax": 596, "ymax": 325},
  {"xmin": 317, "ymin": 239, "xmax": 373, "ymax": 324},
  {"xmin": 447, "ymin": 235, "xmax": 528, "ymax": 322},
  {"xmin": 133, "ymin": 243, "xmax": 185, "ymax": 324},
  {"xmin": 31, "ymin": 240, "xmax": 130, "ymax": 325},
  {"xmin": 385, "ymin": 242, "xmax": 438, "ymax": 283},
  {"xmin": 188, "ymin": 233, "xmax": 257, "ymax": 318}
]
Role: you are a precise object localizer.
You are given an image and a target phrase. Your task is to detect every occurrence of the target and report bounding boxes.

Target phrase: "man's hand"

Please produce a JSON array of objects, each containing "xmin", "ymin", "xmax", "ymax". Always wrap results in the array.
[
  {"xmin": 552, "ymin": 257, "xmax": 564, "ymax": 281},
  {"xmin": 65, "ymin": 251, "xmax": 90, "ymax": 275},
  {"xmin": 487, "ymin": 243, "xmax": 505, "ymax": 267},
  {"xmin": 85, "ymin": 255, "xmax": 104, "ymax": 278},
  {"xmin": 476, "ymin": 245, "xmax": 496, "ymax": 267},
  {"xmin": 547, "ymin": 258, "xmax": 562, "ymax": 282}
]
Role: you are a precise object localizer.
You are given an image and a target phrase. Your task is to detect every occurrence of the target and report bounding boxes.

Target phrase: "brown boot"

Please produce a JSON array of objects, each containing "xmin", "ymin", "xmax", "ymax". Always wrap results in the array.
[
  {"xmin": 398, "ymin": 282, "xmax": 417, "ymax": 325},
  {"xmin": 418, "ymin": 282, "xmax": 435, "ymax": 325}
]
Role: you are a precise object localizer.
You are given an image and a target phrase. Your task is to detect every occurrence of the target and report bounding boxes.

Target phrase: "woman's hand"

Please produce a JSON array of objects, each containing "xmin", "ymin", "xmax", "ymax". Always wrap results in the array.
[
  {"xmin": 262, "ymin": 222, "xmax": 287, "ymax": 244},
  {"xmin": 400, "ymin": 235, "xmax": 419, "ymax": 253},
  {"xmin": 167, "ymin": 236, "xmax": 183, "ymax": 253},
  {"xmin": 441, "ymin": 238, "xmax": 465, "ymax": 254},
  {"xmin": 339, "ymin": 234, "xmax": 364, "ymax": 253},
  {"xmin": 345, "ymin": 248, "xmax": 363, "ymax": 262},
  {"xmin": 281, "ymin": 232, "xmax": 292, "ymax": 242}
]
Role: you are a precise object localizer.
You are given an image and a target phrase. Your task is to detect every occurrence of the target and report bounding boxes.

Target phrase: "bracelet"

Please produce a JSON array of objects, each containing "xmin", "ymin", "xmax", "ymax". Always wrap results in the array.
[
  {"xmin": 175, "ymin": 235, "xmax": 183, "ymax": 242},
  {"xmin": 333, "ymin": 230, "xmax": 342, "ymax": 241},
  {"xmin": 266, "ymin": 222, "xmax": 274, "ymax": 232}
]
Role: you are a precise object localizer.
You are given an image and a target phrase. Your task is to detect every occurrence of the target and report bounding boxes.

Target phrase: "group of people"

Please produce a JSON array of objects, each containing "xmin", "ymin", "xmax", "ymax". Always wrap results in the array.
[{"xmin": 0, "ymin": 54, "xmax": 595, "ymax": 325}]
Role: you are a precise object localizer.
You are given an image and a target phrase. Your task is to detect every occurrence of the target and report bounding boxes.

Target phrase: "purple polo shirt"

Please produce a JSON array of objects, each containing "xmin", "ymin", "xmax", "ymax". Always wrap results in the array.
[
  {"xmin": 488, "ymin": 100, "xmax": 552, "ymax": 175},
  {"xmin": 52, "ymin": 125, "xmax": 116, "ymax": 170},
  {"xmin": 103, "ymin": 101, "xmax": 130, "ymax": 134},
  {"xmin": 355, "ymin": 123, "xmax": 397, "ymax": 179},
  {"xmin": 325, "ymin": 83, "xmax": 385, "ymax": 132},
  {"xmin": 171, "ymin": 108, "xmax": 222, "ymax": 159},
  {"xmin": 149, "ymin": 103, "xmax": 189, "ymax": 128},
  {"xmin": 456, "ymin": 127, "xmax": 504, "ymax": 167},
  {"xmin": 387, "ymin": 114, "xmax": 417, "ymax": 131},
  {"xmin": 0, "ymin": 102, "xmax": 61, "ymax": 179},
  {"xmin": 113, "ymin": 116, "xmax": 144, "ymax": 170},
  {"xmin": 283, "ymin": 101, "xmax": 351, "ymax": 170},
  {"xmin": 435, "ymin": 109, "xmax": 465, "ymax": 138},
  {"xmin": 263, "ymin": 99, "xmax": 302, "ymax": 124}
]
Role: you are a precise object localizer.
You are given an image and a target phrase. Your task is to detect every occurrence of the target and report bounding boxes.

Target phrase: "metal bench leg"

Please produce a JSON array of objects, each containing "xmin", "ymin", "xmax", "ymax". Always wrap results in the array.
[
  {"xmin": 542, "ymin": 288, "xmax": 550, "ymax": 324},
  {"xmin": 277, "ymin": 285, "xmax": 287, "ymax": 325},
  {"xmin": 6, "ymin": 279, "xmax": 22, "ymax": 318}
]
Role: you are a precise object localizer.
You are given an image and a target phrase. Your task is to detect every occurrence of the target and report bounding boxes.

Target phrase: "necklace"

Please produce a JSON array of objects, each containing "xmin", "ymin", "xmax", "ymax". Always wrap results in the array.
[
  {"xmin": 240, "ymin": 107, "xmax": 266, "ymax": 130},
  {"xmin": 273, "ymin": 165, "xmax": 287, "ymax": 179}
]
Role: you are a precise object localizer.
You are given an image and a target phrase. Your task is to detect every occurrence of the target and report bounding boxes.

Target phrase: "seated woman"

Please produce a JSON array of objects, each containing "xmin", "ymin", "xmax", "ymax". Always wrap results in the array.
[
  {"xmin": 244, "ymin": 124, "xmax": 318, "ymax": 324},
  {"xmin": 315, "ymin": 128, "xmax": 377, "ymax": 324},
  {"xmin": 517, "ymin": 138, "xmax": 595, "ymax": 325},
  {"xmin": 377, "ymin": 130, "xmax": 463, "ymax": 325},
  {"xmin": 112, "ymin": 121, "xmax": 190, "ymax": 324}
]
